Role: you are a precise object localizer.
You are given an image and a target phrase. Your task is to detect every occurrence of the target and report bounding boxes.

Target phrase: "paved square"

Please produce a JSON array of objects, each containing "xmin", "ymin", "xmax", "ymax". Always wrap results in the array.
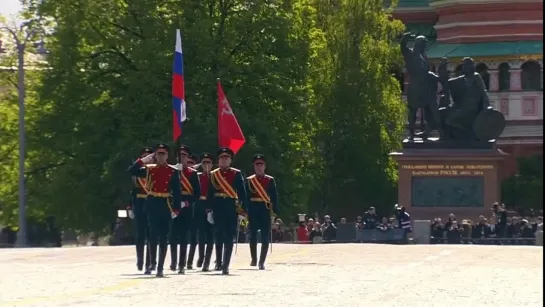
[{"xmin": 0, "ymin": 244, "xmax": 542, "ymax": 307}]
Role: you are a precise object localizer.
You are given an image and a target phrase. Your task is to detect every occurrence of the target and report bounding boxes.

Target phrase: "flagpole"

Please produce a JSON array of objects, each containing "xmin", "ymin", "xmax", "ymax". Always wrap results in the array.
[
  {"xmin": 176, "ymin": 137, "xmax": 181, "ymax": 164},
  {"xmin": 172, "ymin": 28, "xmax": 185, "ymax": 162}
]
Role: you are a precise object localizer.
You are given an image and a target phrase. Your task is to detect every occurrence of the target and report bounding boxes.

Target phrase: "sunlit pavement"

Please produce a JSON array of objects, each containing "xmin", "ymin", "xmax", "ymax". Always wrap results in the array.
[{"xmin": 0, "ymin": 244, "xmax": 542, "ymax": 307}]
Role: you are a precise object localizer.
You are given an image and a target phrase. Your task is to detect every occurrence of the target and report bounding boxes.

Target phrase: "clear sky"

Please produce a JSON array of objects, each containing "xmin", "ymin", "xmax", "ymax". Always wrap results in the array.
[{"xmin": 0, "ymin": 0, "xmax": 22, "ymax": 19}]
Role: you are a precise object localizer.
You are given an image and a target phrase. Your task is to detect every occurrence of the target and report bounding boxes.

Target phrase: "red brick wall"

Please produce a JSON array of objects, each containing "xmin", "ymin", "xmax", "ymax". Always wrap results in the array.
[{"xmin": 498, "ymin": 144, "xmax": 543, "ymax": 178}]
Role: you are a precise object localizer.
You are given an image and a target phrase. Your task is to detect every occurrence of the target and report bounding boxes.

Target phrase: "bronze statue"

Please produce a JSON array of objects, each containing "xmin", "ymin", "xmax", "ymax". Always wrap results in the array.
[
  {"xmin": 438, "ymin": 57, "xmax": 506, "ymax": 141},
  {"xmin": 399, "ymin": 33, "xmax": 506, "ymax": 145},
  {"xmin": 400, "ymin": 32, "xmax": 442, "ymax": 141}
]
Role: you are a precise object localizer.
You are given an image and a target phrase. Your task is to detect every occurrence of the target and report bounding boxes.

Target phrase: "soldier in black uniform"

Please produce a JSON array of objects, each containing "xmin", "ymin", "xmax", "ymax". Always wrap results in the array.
[
  {"xmin": 245, "ymin": 154, "xmax": 279, "ymax": 270},
  {"xmin": 170, "ymin": 144, "xmax": 192, "ymax": 271},
  {"xmin": 128, "ymin": 147, "xmax": 156, "ymax": 273},
  {"xmin": 192, "ymin": 153, "xmax": 215, "ymax": 271},
  {"xmin": 207, "ymin": 147, "xmax": 247, "ymax": 275},
  {"xmin": 170, "ymin": 145, "xmax": 200, "ymax": 274},
  {"xmin": 186, "ymin": 153, "xmax": 200, "ymax": 269},
  {"xmin": 128, "ymin": 143, "xmax": 182, "ymax": 277},
  {"xmin": 186, "ymin": 154, "xmax": 197, "ymax": 168}
]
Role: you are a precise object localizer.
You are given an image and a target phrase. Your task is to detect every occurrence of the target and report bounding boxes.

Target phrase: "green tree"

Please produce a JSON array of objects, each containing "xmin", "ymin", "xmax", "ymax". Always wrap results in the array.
[
  {"xmin": 0, "ymin": 15, "xmax": 48, "ymax": 227},
  {"xmin": 308, "ymin": 0, "xmax": 405, "ymax": 218},
  {"xmin": 501, "ymin": 155, "xmax": 543, "ymax": 212},
  {"xmin": 25, "ymin": 0, "xmax": 319, "ymax": 231},
  {"xmin": 4, "ymin": 0, "xmax": 409, "ymax": 232}
]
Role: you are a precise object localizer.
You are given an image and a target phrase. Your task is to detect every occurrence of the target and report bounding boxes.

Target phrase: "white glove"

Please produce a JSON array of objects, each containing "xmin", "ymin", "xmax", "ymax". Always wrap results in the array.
[
  {"xmin": 128, "ymin": 210, "xmax": 134, "ymax": 220},
  {"xmin": 171, "ymin": 211, "xmax": 178, "ymax": 219},
  {"xmin": 141, "ymin": 153, "xmax": 155, "ymax": 164},
  {"xmin": 238, "ymin": 215, "xmax": 245, "ymax": 222},
  {"xmin": 207, "ymin": 211, "xmax": 214, "ymax": 225},
  {"xmin": 181, "ymin": 201, "xmax": 189, "ymax": 208}
]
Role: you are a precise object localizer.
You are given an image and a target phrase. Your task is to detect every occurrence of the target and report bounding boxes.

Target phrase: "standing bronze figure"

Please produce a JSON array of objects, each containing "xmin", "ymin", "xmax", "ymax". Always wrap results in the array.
[{"xmin": 400, "ymin": 32, "xmax": 442, "ymax": 141}]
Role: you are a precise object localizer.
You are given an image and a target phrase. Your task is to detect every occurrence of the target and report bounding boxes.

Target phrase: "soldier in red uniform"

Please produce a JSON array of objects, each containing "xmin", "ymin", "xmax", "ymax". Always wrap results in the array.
[
  {"xmin": 207, "ymin": 147, "xmax": 247, "ymax": 275},
  {"xmin": 245, "ymin": 154, "xmax": 279, "ymax": 270},
  {"xmin": 171, "ymin": 144, "xmax": 200, "ymax": 274},
  {"xmin": 169, "ymin": 144, "xmax": 192, "ymax": 271},
  {"xmin": 186, "ymin": 153, "xmax": 201, "ymax": 269},
  {"xmin": 186, "ymin": 154, "xmax": 197, "ymax": 168},
  {"xmin": 128, "ymin": 143, "xmax": 182, "ymax": 277},
  {"xmin": 192, "ymin": 153, "xmax": 215, "ymax": 272},
  {"xmin": 128, "ymin": 147, "xmax": 156, "ymax": 273}
]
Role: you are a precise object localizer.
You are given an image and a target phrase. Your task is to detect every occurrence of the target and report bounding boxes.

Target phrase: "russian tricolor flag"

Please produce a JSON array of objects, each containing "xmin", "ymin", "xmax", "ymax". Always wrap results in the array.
[{"xmin": 172, "ymin": 29, "xmax": 186, "ymax": 141}]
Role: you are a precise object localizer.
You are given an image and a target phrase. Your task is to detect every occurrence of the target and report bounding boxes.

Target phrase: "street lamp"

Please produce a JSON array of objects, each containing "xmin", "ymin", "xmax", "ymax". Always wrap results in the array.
[{"xmin": 0, "ymin": 22, "xmax": 37, "ymax": 247}]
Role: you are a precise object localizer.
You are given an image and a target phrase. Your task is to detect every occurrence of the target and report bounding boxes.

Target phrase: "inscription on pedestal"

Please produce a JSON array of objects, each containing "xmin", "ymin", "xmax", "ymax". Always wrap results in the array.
[
  {"xmin": 402, "ymin": 164, "xmax": 493, "ymax": 208},
  {"xmin": 402, "ymin": 164, "xmax": 494, "ymax": 176}
]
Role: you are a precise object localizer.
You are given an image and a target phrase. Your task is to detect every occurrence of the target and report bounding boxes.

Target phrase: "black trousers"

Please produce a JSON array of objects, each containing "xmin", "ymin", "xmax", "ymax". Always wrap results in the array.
[
  {"xmin": 187, "ymin": 201, "xmax": 214, "ymax": 266},
  {"xmin": 248, "ymin": 202, "xmax": 271, "ymax": 264},
  {"xmin": 133, "ymin": 197, "xmax": 155, "ymax": 267},
  {"xmin": 169, "ymin": 205, "xmax": 192, "ymax": 268},
  {"xmin": 186, "ymin": 205, "xmax": 198, "ymax": 266},
  {"xmin": 213, "ymin": 200, "xmax": 237, "ymax": 268},
  {"xmin": 146, "ymin": 196, "xmax": 172, "ymax": 271},
  {"xmin": 200, "ymin": 201, "xmax": 215, "ymax": 265}
]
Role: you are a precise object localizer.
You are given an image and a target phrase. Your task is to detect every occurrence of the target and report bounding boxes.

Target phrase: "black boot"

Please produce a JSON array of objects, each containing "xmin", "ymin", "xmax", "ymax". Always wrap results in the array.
[
  {"xmin": 157, "ymin": 243, "xmax": 168, "ymax": 274},
  {"xmin": 202, "ymin": 259, "xmax": 210, "ymax": 272},
  {"xmin": 136, "ymin": 243, "xmax": 144, "ymax": 270},
  {"xmin": 222, "ymin": 244, "xmax": 233, "ymax": 275},
  {"xmin": 259, "ymin": 241, "xmax": 269, "ymax": 270},
  {"xmin": 202, "ymin": 243, "xmax": 213, "ymax": 272},
  {"xmin": 197, "ymin": 242, "xmax": 205, "ymax": 267},
  {"xmin": 187, "ymin": 243, "xmax": 197, "ymax": 269},
  {"xmin": 250, "ymin": 241, "xmax": 257, "ymax": 266},
  {"xmin": 214, "ymin": 242, "xmax": 223, "ymax": 271},
  {"xmin": 148, "ymin": 241, "xmax": 158, "ymax": 271},
  {"xmin": 170, "ymin": 244, "xmax": 177, "ymax": 271},
  {"xmin": 214, "ymin": 262, "xmax": 222, "ymax": 271},
  {"xmin": 178, "ymin": 241, "xmax": 188, "ymax": 272},
  {"xmin": 144, "ymin": 244, "xmax": 151, "ymax": 271}
]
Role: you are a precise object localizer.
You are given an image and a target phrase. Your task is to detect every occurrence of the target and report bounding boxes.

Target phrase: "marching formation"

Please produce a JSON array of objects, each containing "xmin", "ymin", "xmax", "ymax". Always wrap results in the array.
[{"xmin": 127, "ymin": 144, "xmax": 279, "ymax": 277}]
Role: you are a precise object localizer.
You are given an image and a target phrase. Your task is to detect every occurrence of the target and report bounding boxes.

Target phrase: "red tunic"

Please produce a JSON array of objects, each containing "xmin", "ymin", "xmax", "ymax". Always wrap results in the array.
[
  {"xmin": 147, "ymin": 164, "xmax": 175, "ymax": 194},
  {"xmin": 199, "ymin": 173, "xmax": 209, "ymax": 198},
  {"xmin": 217, "ymin": 168, "xmax": 237, "ymax": 190},
  {"xmin": 249, "ymin": 174, "xmax": 272, "ymax": 198},
  {"xmin": 179, "ymin": 167, "xmax": 197, "ymax": 194}
]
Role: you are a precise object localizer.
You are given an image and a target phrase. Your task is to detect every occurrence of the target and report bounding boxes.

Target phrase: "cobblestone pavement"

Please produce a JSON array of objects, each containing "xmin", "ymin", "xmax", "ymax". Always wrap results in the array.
[{"xmin": 0, "ymin": 244, "xmax": 542, "ymax": 307}]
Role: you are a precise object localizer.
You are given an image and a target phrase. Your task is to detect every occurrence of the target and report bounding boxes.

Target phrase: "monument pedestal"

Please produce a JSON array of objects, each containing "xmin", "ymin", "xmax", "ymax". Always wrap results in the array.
[{"xmin": 390, "ymin": 139, "xmax": 507, "ymax": 220}]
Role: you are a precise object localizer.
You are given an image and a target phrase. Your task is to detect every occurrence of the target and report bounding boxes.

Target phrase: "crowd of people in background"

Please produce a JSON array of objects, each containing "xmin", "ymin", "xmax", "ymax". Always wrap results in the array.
[
  {"xmin": 291, "ymin": 206, "xmax": 411, "ymax": 243},
  {"xmin": 2, "ymin": 203, "xmax": 542, "ymax": 247},
  {"xmin": 430, "ymin": 203, "xmax": 543, "ymax": 244}
]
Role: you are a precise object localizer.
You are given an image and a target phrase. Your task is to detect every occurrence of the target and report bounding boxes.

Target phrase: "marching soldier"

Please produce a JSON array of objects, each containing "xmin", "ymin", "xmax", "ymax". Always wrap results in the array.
[
  {"xmin": 171, "ymin": 145, "xmax": 200, "ymax": 274},
  {"xmin": 169, "ymin": 144, "xmax": 192, "ymax": 271},
  {"xmin": 128, "ymin": 143, "xmax": 182, "ymax": 277},
  {"xmin": 190, "ymin": 153, "xmax": 215, "ymax": 271},
  {"xmin": 207, "ymin": 147, "xmax": 247, "ymax": 275},
  {"xmin": 245, "ymin": 154, "xmax": 279, "ymax": 270},
  {"xmin": 186, "ymin": 153, "xmax": 200, "ymax": 269},
  {"xmin": 186, "ymin": 154, "xmax": 197, "ymax": 168},
  {"xmin": 128, "ymin": 147, "xmax": 156, "ymax": 274}
]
